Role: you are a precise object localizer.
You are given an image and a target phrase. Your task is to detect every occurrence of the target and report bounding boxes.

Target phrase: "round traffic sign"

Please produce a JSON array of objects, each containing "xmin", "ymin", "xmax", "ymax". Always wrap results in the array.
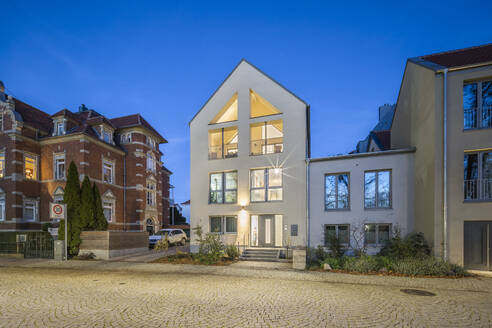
[{"xmin": 53, "ymin": 204, "xmax": 63, "ymax": 215}]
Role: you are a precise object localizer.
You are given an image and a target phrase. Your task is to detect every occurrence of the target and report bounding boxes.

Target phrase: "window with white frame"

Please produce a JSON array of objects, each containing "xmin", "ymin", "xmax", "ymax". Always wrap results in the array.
[
  {"xmin": 364, "ymin": 170, "xmax": 391, "ymax": 208},
  {"xmin": 324, "ymin": 224, "xmax": 350, "ymax": 246},
  {"xmin": 146, "ymin": 152, "xmax": 156, "ymax": 172},
  {"xmin": 364, "ymin": 223, "xmax": 391, "ymax": 245},
  {"xmin": 102, "ymin": 128, "xmax": 112, "ymax": 144},
  {"xmin": 120, "ymin": 133, "xmax": 132, "ymax": 144},
  {"xmin": 103, "ymin": 160, "xmax": 114, "ymax": 184},
  {"xmin": 103, "ymin": 201, "xmax": 114, "ymax": 222},
  {"xmin": 56, "ymin": 121, "xmax": 65, "ymax": 136},
  {"xmin": 209, "ymin": 216, "xmax": 237, "ymax": 234},
  {"xmin": 24, "ymin": 154, "xmax": 38, "ymax": 180},
  {"xmin": 147, "ymin": 182, "xmax": 156, "ymax": 206},
  {"xmin": 0, "ymin": 151, "xmax": 4, "ymax": 178},
  {"xmin": 54, "ymin": 153, "xmax": 65, "ymax": 180},
  {"xmin": 250, "ymin": 167, "xmax": 282, "ymax": 202},
  {"xmin": 23, "ymin": 199, "xmax": 38, "ymax": 221},
  {"xmin": 0, "ymin": 192, "xmax": 5, "ymax": 221},
  {"xmin": 209, "ymin": 171, "xmax": 237, "ymax": 204},
  {"xmin": 325, "ymin": 173, "xmax": 350, "ymax": 210}
]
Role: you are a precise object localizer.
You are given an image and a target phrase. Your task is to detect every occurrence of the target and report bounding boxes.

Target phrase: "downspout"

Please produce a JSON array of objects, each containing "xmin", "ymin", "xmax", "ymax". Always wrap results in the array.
[
  {"xmin": 306, "ymin": 158, "xmax": 310, "ymax": 250},
  {"xmin": 123, "ymin": 149, "xmax": 127, "ymax": 231},
  {"xmin": 443, "ymin": 68, "xmax": 449, "ymax": 261}
]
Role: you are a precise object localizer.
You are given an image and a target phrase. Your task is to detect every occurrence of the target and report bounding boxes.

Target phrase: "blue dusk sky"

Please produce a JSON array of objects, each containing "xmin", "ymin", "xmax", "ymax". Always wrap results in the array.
[{"xmin": 1, "ymin": 1, "xmax": 491, "ymax": 219}]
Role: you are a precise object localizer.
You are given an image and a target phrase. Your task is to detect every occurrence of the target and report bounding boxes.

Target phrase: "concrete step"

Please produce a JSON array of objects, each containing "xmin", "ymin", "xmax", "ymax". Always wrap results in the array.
[
  {"xmin": 239, "ymin": 249, "xmax": 280, "ymax": 262},
  {"xmin": 239, "ymin": 256, "xmax": 280, "ymax": 262},
  {"xmin": 240, "ymin": 254, "xmax": 278, "ymax": 259}
]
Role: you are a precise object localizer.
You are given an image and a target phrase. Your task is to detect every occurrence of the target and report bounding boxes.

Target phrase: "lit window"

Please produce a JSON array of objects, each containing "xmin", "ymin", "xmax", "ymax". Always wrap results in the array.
[
  {"xmin": 0, "ymin": 152, "xmax": 4, "ymax": 178},
  {"xmin": 364, "ymin": 170, "xmax": 391, "ymax": 208},
  {"xmin": 325, "ymin": 174, "xmax": 350, "ymax": 210},
  {"xmin": 209, "ymin": 93, "xmax": 238, "ymax": 124},
  {"xmin": 250, "ymin": 89, "xmax": 282, "ymax": 118},
  {"xmin": 54, "ymin": 154, "xmax": 65, "ymax": 180},
  {"xmin": 250, "ymin": 168, "xmax": 283, "ymax": 202},
  {"xmin": 56, "ymin": 122, "xmax": 65, "ymax": 135},
  {"xmin": 208, "ymin": 127, "xmax": 238, "ymax": 159},
  {"xmin": 147, "ymin": 182, "xmax": 156, "ymax": 206},
  {"xmin": 24, "ymin": 154, "xmax": 37, "ymax": 180},
  {"xmin": 364, "ymin": 224, "xmax": 391, "ymax": 245},
  {"xmin": 103, "ymin": 201, "xmax": 114, "ymax": 222},
  {"xmin": 209, "ymin": 171, "xmax": 237, "ymax": 204},
  {"xmin": 250, "ymin": 120, "xmax": 283, "ymax": 155},
  {"xmin": 103, "ymin": 160, "xmax": 114, "ymax": 184},
  {"xmin": 23, "ymin": 199, "xmax": 38, "ymax": 221}
]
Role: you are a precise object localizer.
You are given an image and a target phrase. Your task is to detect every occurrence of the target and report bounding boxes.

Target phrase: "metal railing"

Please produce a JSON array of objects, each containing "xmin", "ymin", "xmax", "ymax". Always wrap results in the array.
[
  {"xmin": 464, "ymin": 179, "xmax": 492, "ymax": 200},
  {"xmin": 250, "ymin": 138, "xmax": 283, "ymax": 155},
  {"xmin": 208, "ymin": 144, "xmax": 238, "ymax": 159}
]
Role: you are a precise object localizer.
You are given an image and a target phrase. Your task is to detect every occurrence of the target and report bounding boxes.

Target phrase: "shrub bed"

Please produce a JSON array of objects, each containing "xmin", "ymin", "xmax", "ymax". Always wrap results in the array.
[{"xmin": 151, "ymin": 252, "xmax": 236, "ymax": 266}]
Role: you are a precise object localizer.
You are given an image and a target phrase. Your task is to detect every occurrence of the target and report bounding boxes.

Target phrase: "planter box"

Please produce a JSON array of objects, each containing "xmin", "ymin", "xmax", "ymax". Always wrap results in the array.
[{"xmin": 79, "ymin": 231, "xmax": 148, "ymax": 260}]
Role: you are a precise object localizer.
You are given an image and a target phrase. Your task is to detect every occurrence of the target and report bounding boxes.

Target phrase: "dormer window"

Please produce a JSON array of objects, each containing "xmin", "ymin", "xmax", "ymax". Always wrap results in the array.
[
  {"xmin": 120, "ymin": 133, "xmax": 131, "ymax": 144},
  {"xmin": 56, "ymin": 122, "xmax": 65, "ymax": 135},
  {"xmin": 103, "ymin": 130, "xmax": 111, "ymax": 143}
]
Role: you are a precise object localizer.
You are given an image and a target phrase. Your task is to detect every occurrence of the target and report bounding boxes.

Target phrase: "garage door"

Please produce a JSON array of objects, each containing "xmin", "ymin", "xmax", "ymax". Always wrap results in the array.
[{"xmin": 464, "ymin": 221, "xmax": 491, "ymax": 270}]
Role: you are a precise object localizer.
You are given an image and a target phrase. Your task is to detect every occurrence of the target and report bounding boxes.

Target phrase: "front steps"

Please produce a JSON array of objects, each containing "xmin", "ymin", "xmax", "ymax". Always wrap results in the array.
[{"xmin": 239, "ymin": 248, "xmax": 280, "ymax": 262}]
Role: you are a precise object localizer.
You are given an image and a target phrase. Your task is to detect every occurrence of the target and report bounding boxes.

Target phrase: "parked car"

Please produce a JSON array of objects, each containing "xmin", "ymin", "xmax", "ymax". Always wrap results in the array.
[{"xmin": 149, "ymin": 229, "xmax": 187, "ymax": 248}]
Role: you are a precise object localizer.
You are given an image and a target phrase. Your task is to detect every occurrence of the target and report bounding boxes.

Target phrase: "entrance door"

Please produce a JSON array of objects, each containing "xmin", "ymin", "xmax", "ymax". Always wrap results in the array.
[
  {"xmin": 146, "ymin": 219, "xmax": 155, "ymax": 235},
  {"xmin": 258, "ymin": 215, "xmax": 275, "ymax": 247},
  {"xmin": 464, "ymin": 221, "xmax": 491, "ymax": 270}
]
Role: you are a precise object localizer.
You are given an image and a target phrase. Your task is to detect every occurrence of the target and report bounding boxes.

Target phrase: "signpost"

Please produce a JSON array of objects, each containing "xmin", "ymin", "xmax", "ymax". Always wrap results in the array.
[{"xmin": 50, "ymin": 203, "xmax": 67, "ymax": 260}]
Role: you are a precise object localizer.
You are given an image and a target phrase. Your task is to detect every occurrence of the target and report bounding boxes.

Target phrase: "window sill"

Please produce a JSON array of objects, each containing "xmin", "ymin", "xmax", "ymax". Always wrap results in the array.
[
  {"xmin": 208, "ymin": 202, "xmax": 238, "ymax": 205},
  {"xmin": 463, "ymin": 127, "xmax": 492, "ymax": 132},
  {"xmin": 249, "ymin": 152, "xmax": 283, "ymax": 157},
  {"xmin": 364, "ymin": 207, "xmax": 392, "ymax": 210},
  {"xmin": 250, "ymin": 200, "xmax": 284, "ymax": 203},
  {"xmin": 324, "ymin": 208, "xmax": 351, "ymax": 212},
  {"xmin": 463, "ymin": 199, "xmax": 492, "ymax": 203},
  {"xmin": 208, "ymin": 156, "xmax": 238, "ymax": 161}
]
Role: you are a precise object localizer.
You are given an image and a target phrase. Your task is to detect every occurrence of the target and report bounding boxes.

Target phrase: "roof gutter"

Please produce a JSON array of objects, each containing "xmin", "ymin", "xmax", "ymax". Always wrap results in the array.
[{"xmin": 442, "ymin": 68, "xmax": 449, "ymax": 261}]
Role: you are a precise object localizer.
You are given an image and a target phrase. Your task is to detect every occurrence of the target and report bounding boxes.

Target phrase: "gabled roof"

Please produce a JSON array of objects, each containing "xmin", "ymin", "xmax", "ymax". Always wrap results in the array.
[
  {"xmin": 189, "ymin": 58, "xmax": 308, "ymax": 125},
  {"xmin": 410, "ymin": 43, "xmax": 492, "ymax": 70},
  {"xmin": 110, "ymin": 114, "xmax": 167, "ymax": 143},
  {"xmin": 12, "ymin": 97, "xmax": 52, "ymax": 133}
]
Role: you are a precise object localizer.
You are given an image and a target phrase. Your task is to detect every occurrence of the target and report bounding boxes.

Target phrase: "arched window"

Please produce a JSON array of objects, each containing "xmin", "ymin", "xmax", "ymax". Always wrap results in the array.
[
  {"xmin": 53, "ymin": 187, "xmax": 64, "ymax": 204},
  {"xmin": 102, "ymin": 190, "xmax": 116, "ymax": 222}
]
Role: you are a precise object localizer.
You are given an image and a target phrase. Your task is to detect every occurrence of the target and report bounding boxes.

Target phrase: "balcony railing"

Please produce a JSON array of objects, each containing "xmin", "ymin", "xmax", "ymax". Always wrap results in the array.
[
  {"xmin": 464, "ymin": 179, "xmax": 492, "ymax": 201},
  {"xmin": 250, "ymin": 138, "xmax": 283, "ymax": 156},
  {"xmin": 464, "ymin": 105, "xmax": 492, "ymax": 129},
  {"xmin": 208, "ymin": 143, "xmax": 238, "ymax": 160}
]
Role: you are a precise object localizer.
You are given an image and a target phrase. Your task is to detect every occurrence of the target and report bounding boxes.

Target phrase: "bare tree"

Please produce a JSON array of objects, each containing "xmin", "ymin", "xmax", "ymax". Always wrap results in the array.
[{"xmin": 350, "ymin": 220, "xmax": 367, "ymax": 257}]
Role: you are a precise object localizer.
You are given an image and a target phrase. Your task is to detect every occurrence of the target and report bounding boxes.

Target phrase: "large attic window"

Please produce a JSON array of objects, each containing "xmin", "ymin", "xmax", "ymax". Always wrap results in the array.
[
  {"xmin": 209, "ymin": 93, "xmax": 238, "ymax": 124},
  {"xmin": 250, "ymin": 89, "xmax": 282, "ymax": 118}
]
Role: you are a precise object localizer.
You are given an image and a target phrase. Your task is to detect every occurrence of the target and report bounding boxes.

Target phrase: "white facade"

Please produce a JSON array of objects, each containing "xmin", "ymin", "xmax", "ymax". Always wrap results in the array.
[
  {"xmin": 189, "ymin": 60, "xmax": 309, "ymax": 251},
  {"xmin": 309, "ymin": 149, "xmax": 415, "ymax": 255}
]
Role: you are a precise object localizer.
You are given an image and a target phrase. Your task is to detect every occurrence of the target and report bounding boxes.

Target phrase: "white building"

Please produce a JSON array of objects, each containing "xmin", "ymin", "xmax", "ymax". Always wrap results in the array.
[
  {"xmin": 308, "ymin": 149, "xmax": 415, "ymax": 255},
  {"xmin": 189, "ymin": 60, "xmax": 309, "ymax": 252}
]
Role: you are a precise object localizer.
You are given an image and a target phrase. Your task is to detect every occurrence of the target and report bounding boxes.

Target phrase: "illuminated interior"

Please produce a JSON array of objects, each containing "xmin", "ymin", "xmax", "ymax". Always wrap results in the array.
[
  {"xmin": 250, "ymin": 89, "xmax": 282, "ymax": 118},
  {"xmin": 208, "ymin": 127, "xmax": 238, "ymax": 159},
  {"xmin": 209, "ymin": 93, "xmax": 238, "ymax": 124},
  {"xmin": 250, "ymin": 120, "xmax": 283, "ymax": 155}
]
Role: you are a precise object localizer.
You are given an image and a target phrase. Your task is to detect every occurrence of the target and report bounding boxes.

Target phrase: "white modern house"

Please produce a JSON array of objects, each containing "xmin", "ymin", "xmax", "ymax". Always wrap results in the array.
[
  {"xmin": 189, "ymin": 59, "xmax": 309, "ymax": 254},
  {"xmin": 308, "ymin": 149, "xmax": 415, "ymax": 255}
]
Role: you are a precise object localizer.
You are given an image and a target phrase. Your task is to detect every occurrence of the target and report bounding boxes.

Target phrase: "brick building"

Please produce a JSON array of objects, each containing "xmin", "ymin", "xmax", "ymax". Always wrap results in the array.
[{"xmin": 0, "ymin": 81, "xmax": 170, "ymax": 234}]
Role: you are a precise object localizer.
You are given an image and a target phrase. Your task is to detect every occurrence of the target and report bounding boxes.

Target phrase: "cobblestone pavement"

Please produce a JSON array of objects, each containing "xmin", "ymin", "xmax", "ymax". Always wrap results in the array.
[{"xmin": 0, "ymin": 261, "xmax": 491, "ymax": 327}]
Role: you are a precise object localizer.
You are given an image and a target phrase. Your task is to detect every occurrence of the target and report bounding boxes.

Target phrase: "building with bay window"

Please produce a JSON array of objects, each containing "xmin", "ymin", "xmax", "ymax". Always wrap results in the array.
[{"xmin": 0, "ymin": 82, "xmax": 171, "ymax": 234}]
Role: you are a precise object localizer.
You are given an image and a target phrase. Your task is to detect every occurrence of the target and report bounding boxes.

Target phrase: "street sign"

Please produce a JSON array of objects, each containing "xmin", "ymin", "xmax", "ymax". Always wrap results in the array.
[{"xmin": 50, "ymin": 203, "xmax": 65, "ymax": 219}]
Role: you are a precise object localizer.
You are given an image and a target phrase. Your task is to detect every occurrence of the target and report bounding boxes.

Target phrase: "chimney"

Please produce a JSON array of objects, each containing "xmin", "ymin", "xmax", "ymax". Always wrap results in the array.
[{"xmin": 78, "ymin": 104, "xmax": 89, "ymax": 112}]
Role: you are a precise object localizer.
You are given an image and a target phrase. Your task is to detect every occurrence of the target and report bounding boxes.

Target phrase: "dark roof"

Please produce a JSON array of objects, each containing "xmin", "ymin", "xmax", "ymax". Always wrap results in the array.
[
  {"xmin": 371, "ymin": 130, "xmax": 391, "ymax": 151},
  {"xmin": 161, "ymin": 165, "xmax": 173, "ymax": 175},
  {"xmin": 12, "ymin": 97, "xmax": 52, "ymax": 133},
  {"xmin": 110, "ymin": 114, "xmax": 167, "ymax": 143},
  {"xmin": 417, "ymin": 43, "xmax": 492, "ymax": 69},
  {"xmin": 51, "ymin": 109, "xmax": 81, "ymax": 122}
]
